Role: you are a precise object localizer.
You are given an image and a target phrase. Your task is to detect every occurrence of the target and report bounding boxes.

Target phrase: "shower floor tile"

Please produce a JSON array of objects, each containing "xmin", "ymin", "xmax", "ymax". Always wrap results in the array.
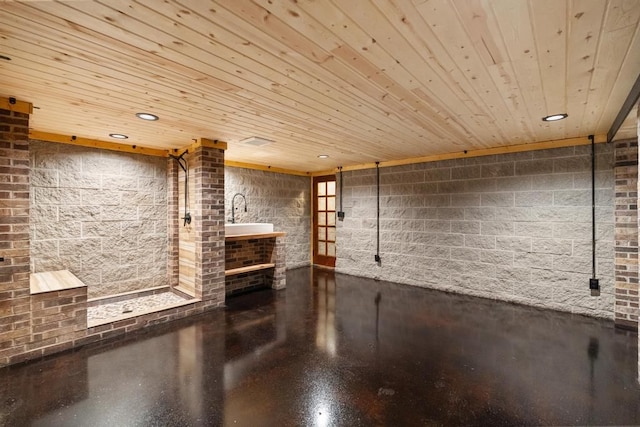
[{"xmin": 87, "ymin": 291, "xmax": 189, "ymax": 323}]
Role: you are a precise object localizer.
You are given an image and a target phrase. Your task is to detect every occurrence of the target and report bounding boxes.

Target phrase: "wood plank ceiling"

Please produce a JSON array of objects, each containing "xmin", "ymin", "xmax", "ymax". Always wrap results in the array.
[{"xmin": 1, "ymin": 0, "xmax": 639, "ymax": 172}]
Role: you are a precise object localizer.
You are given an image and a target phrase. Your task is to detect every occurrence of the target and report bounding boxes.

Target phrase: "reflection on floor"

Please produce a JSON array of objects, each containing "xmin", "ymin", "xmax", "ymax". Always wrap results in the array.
[{"xmin": 1, "ymin": 267, "xmax": 639, "ymax": 426}]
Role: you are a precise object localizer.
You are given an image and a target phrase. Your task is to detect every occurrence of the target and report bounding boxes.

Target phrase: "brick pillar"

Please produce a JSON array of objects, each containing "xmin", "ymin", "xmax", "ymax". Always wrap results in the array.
[
  {"xmin": 271, "ymin": 236, "xmax": 286, "ymax": 290},
  {"xmin": 613, "ymin": 140, "xmax": 639, "ymax": 330},
  {"xmin": 637, "ymin": 102, "xmax": 640, "ymax": 385},
  {"xmin": 167, "ymin": 158, "xmax": 179, "ymax": 288},
  {"xmin": 0, "ymin": 102, "xmax": 32, "ymax": 365},
  {"xmin": 191, "ymin": 143, "xmax": 225, "ymax": 306}
]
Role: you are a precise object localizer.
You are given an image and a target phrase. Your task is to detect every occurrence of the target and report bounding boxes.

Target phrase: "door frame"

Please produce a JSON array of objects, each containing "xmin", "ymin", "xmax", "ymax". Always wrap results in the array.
[{"xmin": 312, "ymin": 175, "xmax": 337, "ymax": 267}]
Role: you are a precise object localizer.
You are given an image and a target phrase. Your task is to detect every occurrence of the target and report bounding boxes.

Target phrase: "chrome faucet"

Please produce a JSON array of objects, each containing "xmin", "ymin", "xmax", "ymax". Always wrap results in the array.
[{"xmin": 231, "ymin": 193, "xmax": 247, "ymax": 223}]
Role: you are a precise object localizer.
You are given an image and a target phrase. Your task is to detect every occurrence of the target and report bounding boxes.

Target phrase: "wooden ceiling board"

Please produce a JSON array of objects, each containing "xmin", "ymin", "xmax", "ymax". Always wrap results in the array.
[
  {"xmin": 595, "ymin": 3, "xmax": 640, "ymax": 133},
  {"xmin": 0, "ymin": 0, "xmax": 638, "ymax": 172},
  {"xmin": 371, "ymin": 0, "xmax": 517, "ymax": 144},
  {"xmin": 584, "ymin": 0, "xmax": 640, "ymax": 133},
  {"xmin": 565, "ymin": 0, "xmax": 607, "ymax": 140},
  {"xmin": 410, "ymin": 0, "xmax": 530, "ymax": 144}
]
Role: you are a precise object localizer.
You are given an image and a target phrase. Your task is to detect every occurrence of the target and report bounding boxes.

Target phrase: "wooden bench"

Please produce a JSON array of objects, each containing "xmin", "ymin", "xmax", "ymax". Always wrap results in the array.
[{"xmin": 30, "ymin": 270, "xmax": 87, "ymax": 294}]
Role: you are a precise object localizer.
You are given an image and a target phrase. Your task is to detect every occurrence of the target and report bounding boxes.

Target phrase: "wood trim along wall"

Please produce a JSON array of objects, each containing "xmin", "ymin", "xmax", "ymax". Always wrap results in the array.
[
  {"xmin": 310, "ymin": 134, "xmax": 609, "ymax": 176},
  {"xmin": 28, "ymin": 132, "xmax": 228, "ymax": 158},
  {"xmin": 181, "ymin": 137, "xmax": 228, "ymax": 152},
  {"xmin": 0, "ymin": 96, "xmax": 32, "ymax": 115},
  {"xmin": 29, "ymin": 131, "xmax": 169, "ymax": 157},
  {"xmin": 27, "ymin": 130, "xmax": 609, "ymax": 177},
  {"xmin": 225, "ymin": 160, "xmax": 311, "ymax": 176}
]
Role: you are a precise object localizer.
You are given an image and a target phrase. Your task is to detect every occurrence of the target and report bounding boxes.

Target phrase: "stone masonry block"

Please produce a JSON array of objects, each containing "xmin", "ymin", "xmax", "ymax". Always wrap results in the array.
[
  {"xmin": 515, "ymin": 191, "xmax": 553, "ymax": 207},
  {"xmin": 464, "ymin": 207, "xmax": 496, "ymax": 221},
  {"xmin": 531, "ymin": 173, "xmax": 574, "ymax": 191},
  {"xmin": 451, "ymin": 221, "xmax": 480, "ymax": 234},
  {"xmin": 451, "ymin": 194, "xmax": 480, "ymax": 207},
  {"xmin": 481, "ymin": 163, "xmax": 515, "ymax": 178},
  {"xmin": 481, "ymin": 193, "xmax": 514, "ymax": 207},
  {"xmin": 464, "ymin": 235, "xmax": 496, "ymax": 249},
  {"xmin": 532, "ymin": 238, "xmax": 573, "ymax": 255},
  {"xmin": 516, "ymin": 159, "xmax": 553, "ymax": 176},
  {"xmin": 481, "ymin": 221, "xmax": 514, "ymax": 236},
  {"xmin": 553, "ymin": 190, "xmax": 591, "ymax": 206}
]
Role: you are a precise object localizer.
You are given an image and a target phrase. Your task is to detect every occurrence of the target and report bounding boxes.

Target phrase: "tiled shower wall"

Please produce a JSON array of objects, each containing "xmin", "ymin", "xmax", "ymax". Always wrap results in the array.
[
  {"xmin": 336, "ymin": 144, "xmax": 616, "ymax": 318},
  {"xmin": 29, "ymin": 141, "xmax": 168, "ymax": 298},
  {"xmin": 225, "ymin": 167, "xmax": 310, "ymax": 269}
]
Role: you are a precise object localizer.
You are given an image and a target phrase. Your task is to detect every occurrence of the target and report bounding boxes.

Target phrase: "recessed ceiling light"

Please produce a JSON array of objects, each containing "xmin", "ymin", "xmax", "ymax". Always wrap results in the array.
[
  {"xmin": 136, "ymin": 112, "xmax": 159, "ymax": 121},
  {"xmin": 109, "ymin": 133, "xmax": 128, "ymax": 139},
  {"xmin": 318, "ymin": 154, "xmax": 329, "ymax": 159},
  {"xmin": 542, "ymin": 113, "xmax": 568, "ymax": 122}
]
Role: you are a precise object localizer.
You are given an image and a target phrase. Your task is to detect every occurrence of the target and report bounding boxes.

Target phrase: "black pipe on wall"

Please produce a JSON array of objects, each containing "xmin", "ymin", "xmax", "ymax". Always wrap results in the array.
[
  {"xmin": 589, "ymin": 134, "xmax": 600, "ymax": 294},
  {"xmin": 375, "ymin": 162, "xmax": 381, "ymax": 264}
]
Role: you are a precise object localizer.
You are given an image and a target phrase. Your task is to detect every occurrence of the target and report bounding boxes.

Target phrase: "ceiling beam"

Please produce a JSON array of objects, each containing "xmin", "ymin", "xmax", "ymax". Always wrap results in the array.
[
  {"xmin": 607, "ymin": 72, "xmax": 640, "ymax": 143},
  {"xmin": 0, "ymin": 96, "xmax": 32, "ymax": 115}
]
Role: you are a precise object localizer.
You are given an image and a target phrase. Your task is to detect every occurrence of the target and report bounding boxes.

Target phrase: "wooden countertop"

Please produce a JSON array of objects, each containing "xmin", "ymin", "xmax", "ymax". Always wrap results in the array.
[{"xmin": 225, "ymin": 231, "xmax": 286, "ymax": 241}]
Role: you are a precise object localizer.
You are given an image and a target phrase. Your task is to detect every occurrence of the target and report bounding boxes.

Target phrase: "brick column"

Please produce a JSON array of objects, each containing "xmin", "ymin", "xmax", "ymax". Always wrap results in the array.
[
  {"xmin": 191, "ymin": 143, "xmax": 225, "ymax": 306},
  {"xmin": 614, "ymin": 139, "xmax": 639, "ymax": 330},
  {"xmin": 167, "ymin": 158, "xmax": 179, "ymax": 288},
  {"xmin": 0, "ymin": 102, "xmax": 32, "ymax": 365},
  {"xmin": 637, "ymin": 102, "xmax": 640, "ymax": 385},
  {"xmin": 270, "ymin": 236, "xmax": 286, "ymax": 290}
]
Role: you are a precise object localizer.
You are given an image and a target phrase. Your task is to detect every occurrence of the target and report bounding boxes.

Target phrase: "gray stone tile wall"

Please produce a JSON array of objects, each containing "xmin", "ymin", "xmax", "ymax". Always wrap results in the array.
[
  {"xmin": 225, "ymin": 167, "xmax": 310, "ymax": 269},
  {"xmin": 29, "ymin": 141, "xmax": 168, "ymax": 298},
  {"xmin": 336, "ymin": 144, "xmax": 616, "ymax": 319}
]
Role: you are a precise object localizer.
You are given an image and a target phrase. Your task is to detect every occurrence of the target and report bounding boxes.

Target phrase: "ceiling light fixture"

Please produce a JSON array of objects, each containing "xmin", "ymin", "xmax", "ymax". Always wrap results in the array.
[
  {"xmin": 241, "ymin": 136, "xmax": 274, "ymax": 147},
  {"xmin": 109, "ymin": 133, "xmax": 128, "ymax": 139},
  {"xmin": 318, "ymin": 154, "xmax": 329, "ymax": 159},
  {"xmin": 542, "ymin": 113, "xmax": 568, "ymax": 122},
  {"xmin": 136, "ymin": 112, "xmax": 159, "ymax": 121}
]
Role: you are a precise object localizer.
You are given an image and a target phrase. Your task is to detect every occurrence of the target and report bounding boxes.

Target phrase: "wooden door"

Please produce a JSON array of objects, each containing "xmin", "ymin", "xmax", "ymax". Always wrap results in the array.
[{"xmin": 313, "ymin": 175, "xmax": 336, "ymax": 267}]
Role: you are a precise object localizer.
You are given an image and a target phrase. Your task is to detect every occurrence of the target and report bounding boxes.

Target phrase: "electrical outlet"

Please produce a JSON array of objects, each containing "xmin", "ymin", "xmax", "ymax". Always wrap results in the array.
[
  {"xmin": 337, "ymin": 211, "xmax": 345, "ymax": 220},
  {"xmin": 589, "ymin": 278, "xmax": 599, "ymax": 290},
  {"xmin": 374, "ymin": 254, "xmax": 381, "ymax": 263}
]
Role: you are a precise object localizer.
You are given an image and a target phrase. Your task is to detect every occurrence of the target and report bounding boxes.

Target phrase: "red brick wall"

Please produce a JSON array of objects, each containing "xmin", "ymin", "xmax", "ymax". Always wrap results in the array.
[
  {"xmin": 225, "ymin": 235, "xmax": 286, "ymax": 294},
  {"xmin": 192, "ymin": 145, "xmax": 225, "ymax": 305},
  {"xmin": 0, "ymin": 107, "xmax": 32, "ymax": 365},
  {"xmin": 0, "ymin": 105, "xmax": 231, "ymax": 368},
  {"xmin": 614, "ymin": 139, "xmax": 639, "ymax": 330}
]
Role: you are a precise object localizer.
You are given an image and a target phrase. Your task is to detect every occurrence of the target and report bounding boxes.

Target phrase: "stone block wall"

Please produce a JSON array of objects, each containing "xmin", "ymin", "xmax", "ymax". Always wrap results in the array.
[
  {"xmin": 167, "ymin": 160, "xmax": 179, "ymax": 288},
  {"xmin": 336, "ymin": 144, "xmax": 616, "ymax": 318},
  {"xmin": 225, "ymin": 167, "xmax": 310, "ymax": 268},
  {"xmin": 613, "ymin": 139, "xmax": 639, "ymax": 329},
  {"xmin": 29, "ymin": 140, "xmax": 168, "ymax": 298}
]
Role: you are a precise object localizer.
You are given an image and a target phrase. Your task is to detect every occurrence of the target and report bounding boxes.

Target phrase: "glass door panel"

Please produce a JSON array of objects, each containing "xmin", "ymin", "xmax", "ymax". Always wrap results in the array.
[{"xmin": 313, "ymin": 175, "xmax": 337, "ymax": 267}]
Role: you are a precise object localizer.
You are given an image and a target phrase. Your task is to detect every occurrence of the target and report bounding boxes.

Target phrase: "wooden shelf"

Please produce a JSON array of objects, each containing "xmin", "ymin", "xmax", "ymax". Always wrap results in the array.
[
  {"xmin": 225, "ymin": 231, "xmax": 286, "ymax": 242},
  {"xmin": 225, "ymin": 263, "xmax": 276, "ymax": 276}
]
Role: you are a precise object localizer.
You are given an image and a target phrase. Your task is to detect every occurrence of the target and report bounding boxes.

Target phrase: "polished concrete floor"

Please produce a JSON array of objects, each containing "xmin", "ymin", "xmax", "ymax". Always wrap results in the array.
[{"xmin": 1, "ymin": 267, "xmax": 639, "ymax": 426}]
